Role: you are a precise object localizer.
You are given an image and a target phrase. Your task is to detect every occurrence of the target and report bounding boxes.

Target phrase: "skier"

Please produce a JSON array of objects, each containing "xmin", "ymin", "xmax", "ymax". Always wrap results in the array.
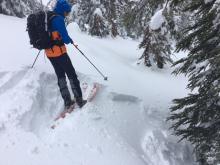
[{"xmin": 45, "ymin": 0, "xmax": 87, "ymax": 109}]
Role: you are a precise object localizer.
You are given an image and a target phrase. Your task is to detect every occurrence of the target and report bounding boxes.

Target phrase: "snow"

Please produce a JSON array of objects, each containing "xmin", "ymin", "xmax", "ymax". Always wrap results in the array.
[
  {"xmin": 150, "ymin": 9, "xmax": 165, "ymax": 30},
  {"xmin": 0, "ymin": 14, "xmax": 196, "ymax": 165},
  {"xmin": 94, "ymin": 8, "xmax": 103, "ymax": 17},
  {"xmin": 41, "ymin": 0, "xmax": 49, "ymax": 5}
]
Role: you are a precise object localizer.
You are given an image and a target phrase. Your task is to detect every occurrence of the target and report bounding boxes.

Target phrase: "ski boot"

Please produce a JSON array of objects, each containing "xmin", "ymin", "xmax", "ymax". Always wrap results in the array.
[
  {"xmin": 76, "ymin": 97, "xmax": 87, "ymax": 108},
  {"xmin": 64, "ymin": 99, "xmax": 75, "ymax": 110}
]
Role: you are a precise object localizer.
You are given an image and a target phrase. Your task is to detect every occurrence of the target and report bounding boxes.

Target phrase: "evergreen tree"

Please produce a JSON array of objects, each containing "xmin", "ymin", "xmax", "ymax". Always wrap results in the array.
[
  {"xmin": 139, "ymin": 7, "xmax": 172, "ymax": 69},
  {"xmin": 166, "ymin": 1, "xmax": 193, "ymax": 41},
  {"xmin": 89, "ymin": 8, "xmax": 109, "ymax": 37},
  {"xmin": 123, "ymin": 0, "xmax": 164, "ymax": 38},
  {"xmin": 168, "ymin": 1, "xmax": 220, "ymax": 164},
  {"xmin": 71, "ymin": 0, "xmax": 92, "ymax": 32},
  {"xmin": 102, "ymin": 0, "xmax": 121, "ymax": 37},
  {"xmin": 71, "ymin": 0, "xmax": 167, "ymax": 38},
  {"xmin": 71, "ymin": 0, "xmax": 123, "ymax": 37},
  {"xmin": 0, "ymin": 0, "xmax": 40, "ymax": 18},
  {"xmin": 72, "ymin": 0, "xmax": 109, "ymax": 37}
]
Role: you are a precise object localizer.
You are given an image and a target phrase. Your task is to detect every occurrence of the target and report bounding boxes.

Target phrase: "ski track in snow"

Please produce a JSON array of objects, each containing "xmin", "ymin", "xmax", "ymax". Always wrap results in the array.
[
  {"xmin": 0, "ymin": 69, "xmax": 28, "ymax": 95},
  {"xmin": 19, "ymin": 72, "xmax": 62, "ymax": 135}
]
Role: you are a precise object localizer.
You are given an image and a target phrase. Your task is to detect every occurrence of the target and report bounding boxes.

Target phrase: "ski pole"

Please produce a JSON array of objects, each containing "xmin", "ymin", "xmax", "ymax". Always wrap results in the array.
[
  {"xmin": 31, "ymin": 50, "xmax": 41, "ymax": 68},
  {"xmin": 73, "ymin": 44, "xmax": 108, "ymax": 81}
]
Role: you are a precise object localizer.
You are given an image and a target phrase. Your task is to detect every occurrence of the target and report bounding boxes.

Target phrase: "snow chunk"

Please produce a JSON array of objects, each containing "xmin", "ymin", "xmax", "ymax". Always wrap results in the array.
[
  {"xmin": 150, "ymin": 9, "xmax": 165, "ymax": 30},
  {"xmin": 94, "ymin": 8, "xmax": 103, "ymax": 17}
]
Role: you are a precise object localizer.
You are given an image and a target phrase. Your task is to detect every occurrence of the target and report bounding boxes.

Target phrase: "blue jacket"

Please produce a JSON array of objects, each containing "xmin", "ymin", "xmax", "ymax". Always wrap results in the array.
[{"xmin": 51, "ymin": 0, "xmax": 72, "ymax": 44}]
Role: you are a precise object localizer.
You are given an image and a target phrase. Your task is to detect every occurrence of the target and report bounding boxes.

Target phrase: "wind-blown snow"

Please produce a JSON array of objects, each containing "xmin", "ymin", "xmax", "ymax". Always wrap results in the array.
[{"xmin": 0, "ymin": 14, "xmax": 196, "ymax": 165}]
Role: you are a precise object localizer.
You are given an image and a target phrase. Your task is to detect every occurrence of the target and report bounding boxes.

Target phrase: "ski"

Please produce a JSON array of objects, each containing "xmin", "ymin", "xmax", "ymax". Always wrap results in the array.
[
  {"xmin": 87, "ymin": 82, "xmax": 99, "ymax": 102},
  {"xmin": 54, "ymin": 104, "xmax": 75, "ymax": 121},
  {"xmin": 51, "ymin": 104, "xmax": 75, "ymax": 129},
  {"xmin": 51, "ymin": 82, "xmax": 100, "ymax": 129}
]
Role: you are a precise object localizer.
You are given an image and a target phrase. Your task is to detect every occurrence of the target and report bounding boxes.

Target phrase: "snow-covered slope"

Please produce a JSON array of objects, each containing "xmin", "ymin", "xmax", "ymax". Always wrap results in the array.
[{"xmin": 0, "ymin": 14, "xmax": 196, "ymax": 165}]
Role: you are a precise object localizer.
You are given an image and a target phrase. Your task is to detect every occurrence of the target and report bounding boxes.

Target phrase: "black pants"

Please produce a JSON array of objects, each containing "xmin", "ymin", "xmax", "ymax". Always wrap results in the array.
[{"xmin": 49, "ymin": 53, "xmax": 82, "ymax": 105}]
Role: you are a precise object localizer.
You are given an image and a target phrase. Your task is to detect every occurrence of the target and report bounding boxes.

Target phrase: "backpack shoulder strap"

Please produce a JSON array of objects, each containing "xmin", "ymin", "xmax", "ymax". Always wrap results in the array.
[
  {"xmin": 48, "ymin": 11, "xmax": 58, "ymax": 23},
  {"xmin": 46, "ymin": 11, "xmax": 59, "ymax": 31}
]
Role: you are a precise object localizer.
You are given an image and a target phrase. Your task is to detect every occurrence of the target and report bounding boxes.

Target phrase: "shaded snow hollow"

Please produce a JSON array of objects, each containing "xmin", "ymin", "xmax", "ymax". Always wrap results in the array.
[{"xmin": 0, "ymin": 14, "xmax": 196, "ymax": 165}]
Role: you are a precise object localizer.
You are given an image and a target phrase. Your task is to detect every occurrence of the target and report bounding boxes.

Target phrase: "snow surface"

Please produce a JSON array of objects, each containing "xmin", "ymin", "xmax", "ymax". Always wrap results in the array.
[{"xmin": 0, "ymin": 14, "xmax": 197, "ymax": 165}]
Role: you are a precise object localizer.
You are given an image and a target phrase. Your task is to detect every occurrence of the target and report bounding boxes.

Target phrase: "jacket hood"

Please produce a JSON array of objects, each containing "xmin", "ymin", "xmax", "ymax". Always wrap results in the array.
[{"xmin": 54, "ymin": 0, "xmax": 72, "ymax": 17}]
